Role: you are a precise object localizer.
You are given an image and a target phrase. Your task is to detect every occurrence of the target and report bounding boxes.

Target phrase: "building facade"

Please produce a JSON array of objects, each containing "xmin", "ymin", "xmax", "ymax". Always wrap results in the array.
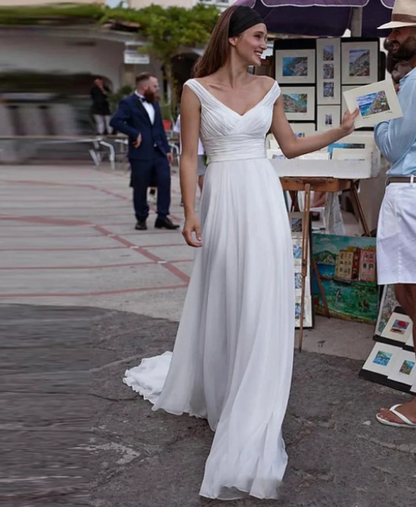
[
  {"xmin": 335, "ymin": 247, "xmax": 360, "ymax": 282},
  {"xmin": 359, "ymin": 248, "xmax": 377, "ymax": 283}
]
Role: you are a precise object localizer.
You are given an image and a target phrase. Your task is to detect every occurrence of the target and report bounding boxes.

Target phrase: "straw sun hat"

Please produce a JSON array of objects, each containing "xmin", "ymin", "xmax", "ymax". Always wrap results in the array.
[{"xmin": 378, "ymin": 0, "xmax": 416, "ymax": 30}]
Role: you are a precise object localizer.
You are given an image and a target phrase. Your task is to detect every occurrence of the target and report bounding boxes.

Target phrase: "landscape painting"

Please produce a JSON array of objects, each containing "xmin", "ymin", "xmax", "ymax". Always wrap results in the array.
[
  {"xmin": 281, "ymin": 87, "xmax": 315, "ymax": 121},
  {"xmin": 323, "ymin": 63, "xmax": 334, "ymax": 79},
  {"xmin": 293, "ymin": 243, "xmax": 302, "ymax": 259},
  {"xmin": 387, "ymin": 350, "xmax": 416, "ymax": 386},
  {"xmin": 312, "ymin": 234, "xmax": 379, "ymax": 323},
  {"xmin": 400, "ymin": 359, "xmax": 415, "ymax": 375},
  {"xmin": 373, "ymin": 350, "xmax": 393, "ymax": 367},
  {"xmin": 356, "ymin": 91, "xmax": 390, "ymax": 117},
  {"xmin": 283, "ymin": 93, "xmax": 307, "ymax": 113},
  {"xmin": 349, "ymin": 49, "xmax": 370, "ymax": 77},
  {"xmin": 342, "ymin": 41, "xmax": 378, "ymax": 85},
  {"xmin": 283, "ymin": 56, "xmax": 308, "ymax": 77},
  {"xmin": 343, "ymin": 81, "xmax": 403, "ymax": 127},
  {"xmin": 275, "ymin": 49, "xmax": 315, "ymax": 84},
  {"xmin": 323, "ymin": 45, "xmax": 334, "ymax": 61},
  {"xmin": 323, "ymin": 82, "xmax": 334, "ymax": 98}
]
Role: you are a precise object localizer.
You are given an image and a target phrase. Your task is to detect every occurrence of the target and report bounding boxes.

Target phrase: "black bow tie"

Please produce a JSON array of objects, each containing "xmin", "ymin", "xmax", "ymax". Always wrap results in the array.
[{"xmin": 140, "ymin": 97, "xmax": 149, "ymax": 104}]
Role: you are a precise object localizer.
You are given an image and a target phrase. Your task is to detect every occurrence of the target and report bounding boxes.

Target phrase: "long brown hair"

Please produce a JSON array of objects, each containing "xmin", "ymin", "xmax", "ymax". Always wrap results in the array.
[{"xmin": 193, "ymin": 6, "xmax": 237, "ymax": 78}]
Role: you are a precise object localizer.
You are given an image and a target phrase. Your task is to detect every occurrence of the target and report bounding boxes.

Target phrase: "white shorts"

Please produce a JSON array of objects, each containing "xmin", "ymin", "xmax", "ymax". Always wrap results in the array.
[{"xmin": 377, "ymin": 182, "xmax": 416, "ymax": 285}]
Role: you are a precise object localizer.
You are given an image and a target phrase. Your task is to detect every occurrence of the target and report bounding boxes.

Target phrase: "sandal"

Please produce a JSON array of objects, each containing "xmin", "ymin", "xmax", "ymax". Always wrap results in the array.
[{"xmin": 376, "ymin": 404, "xmax": 416, "ymax": 428}]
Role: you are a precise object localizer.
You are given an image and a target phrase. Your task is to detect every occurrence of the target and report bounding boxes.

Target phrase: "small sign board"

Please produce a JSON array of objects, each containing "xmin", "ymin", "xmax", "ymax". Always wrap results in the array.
[{"xmin": 124, "ymin": 51, "xmax": 150, "ymax": 65}]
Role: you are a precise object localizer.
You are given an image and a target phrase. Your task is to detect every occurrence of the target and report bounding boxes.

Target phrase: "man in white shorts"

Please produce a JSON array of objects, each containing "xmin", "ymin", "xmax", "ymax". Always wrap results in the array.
[
  {"xmin": 374, "ymin": 0, "xmax": 416, "ymax": 428},
  {"xmin": 174, "ymin": 114, "xmax": 206, "ymax": 192}
]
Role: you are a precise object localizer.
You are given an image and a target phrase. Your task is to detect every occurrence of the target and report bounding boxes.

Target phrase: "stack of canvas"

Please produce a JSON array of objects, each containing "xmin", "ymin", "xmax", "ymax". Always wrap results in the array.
[{"xmin": 360, "ymin": 285, "xmax": 416, "ymax": 394}]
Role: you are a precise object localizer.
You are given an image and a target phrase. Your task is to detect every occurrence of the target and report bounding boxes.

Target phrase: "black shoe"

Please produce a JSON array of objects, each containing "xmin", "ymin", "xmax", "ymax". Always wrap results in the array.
[
  {"xmin": 135, "ymin": 219, "xmax": 147, "ymax": 231},
  {"xmin": 155, "ymin": 216, "xmax": 180, "ymax": 230}
]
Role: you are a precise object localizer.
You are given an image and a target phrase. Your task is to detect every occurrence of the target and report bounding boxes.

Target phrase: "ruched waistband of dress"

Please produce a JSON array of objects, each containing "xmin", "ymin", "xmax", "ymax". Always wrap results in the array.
[{"xmin": 208, "ymin": 154, "xmax": 268, "ymax": 164}]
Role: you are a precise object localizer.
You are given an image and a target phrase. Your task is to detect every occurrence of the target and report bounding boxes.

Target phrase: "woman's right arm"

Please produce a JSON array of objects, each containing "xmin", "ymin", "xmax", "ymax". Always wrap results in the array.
[{"xmin": 180, "ymin": 86, "xmax": 203, "ymax": 248}]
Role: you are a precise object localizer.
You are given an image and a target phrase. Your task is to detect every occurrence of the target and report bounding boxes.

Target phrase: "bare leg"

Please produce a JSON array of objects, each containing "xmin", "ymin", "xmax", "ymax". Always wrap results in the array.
[
  {"xmin": 378, "ymin": 283, "xmax": 416, "ymax": 424},
  {"xmin": 395, "ymin": 284, "xmax": 415, "ymax": 318},
  {"xmin": 312, "ymin": 191, "xmax": 326, "ymax": 208},
  {"xmin": 198, "ymin": 175, "xmax": 205, "ymax": 194}
]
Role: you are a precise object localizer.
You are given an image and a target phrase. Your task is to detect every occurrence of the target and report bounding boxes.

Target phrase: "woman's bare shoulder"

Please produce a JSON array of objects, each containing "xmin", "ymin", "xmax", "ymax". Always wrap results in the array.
[
  {"xmin": 249, "ymin": 75, "xmax": 276, "ymax": 91},
  {"xmin": 193, "ymin": 75, "xmax": 218, "ymax": 88}
]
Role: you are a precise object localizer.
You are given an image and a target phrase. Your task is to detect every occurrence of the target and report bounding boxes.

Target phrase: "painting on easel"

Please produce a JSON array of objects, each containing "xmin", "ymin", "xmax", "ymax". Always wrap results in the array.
[{"xmin": 312, "ymin": 234, "xmax": 378, "ymax": 324}]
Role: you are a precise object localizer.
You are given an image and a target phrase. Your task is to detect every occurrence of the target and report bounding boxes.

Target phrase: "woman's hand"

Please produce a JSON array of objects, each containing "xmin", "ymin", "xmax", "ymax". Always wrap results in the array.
[
  {"xmin": 339, "ymin": 108, "xmax": 360, "ymax": 137},
  {"xmin": 182, "ymin": 212, "xmax": 202, "ymax": 248}
]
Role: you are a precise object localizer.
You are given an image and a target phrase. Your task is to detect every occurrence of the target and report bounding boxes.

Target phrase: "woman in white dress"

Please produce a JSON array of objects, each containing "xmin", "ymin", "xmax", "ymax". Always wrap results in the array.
[{"xmin": 124, "ymin": 6, "xmax": 358, "ymax": 500}]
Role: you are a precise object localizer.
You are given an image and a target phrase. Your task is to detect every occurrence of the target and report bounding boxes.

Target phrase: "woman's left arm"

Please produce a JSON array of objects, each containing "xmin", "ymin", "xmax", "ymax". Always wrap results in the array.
[{"xmin": 271, "ymin": 96, "xmax": 359, "ymax": 159}]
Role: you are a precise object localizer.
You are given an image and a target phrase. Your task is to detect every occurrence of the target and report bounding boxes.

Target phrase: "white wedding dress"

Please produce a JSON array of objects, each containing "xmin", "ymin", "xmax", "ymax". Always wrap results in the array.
[{"xmin": 124, "ymin": 78, "xmax": 295, "ymax": 500}]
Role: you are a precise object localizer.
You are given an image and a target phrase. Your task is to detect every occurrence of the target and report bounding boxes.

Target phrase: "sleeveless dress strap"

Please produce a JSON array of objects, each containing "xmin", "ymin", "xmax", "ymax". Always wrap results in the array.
[
  {"xmin": 183, "ymin": 79, "xmax": 208, "ymax": 103},
  {"xmin": 270, "ymin": 81, "xmax": 281, "ymax": 103}
]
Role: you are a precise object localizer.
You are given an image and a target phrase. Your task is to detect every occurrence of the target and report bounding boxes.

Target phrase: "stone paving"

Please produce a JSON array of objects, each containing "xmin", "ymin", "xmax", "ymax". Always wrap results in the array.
[{"xmin": 1, "ymin": 164, "xmax": 414, "ymax": 507}]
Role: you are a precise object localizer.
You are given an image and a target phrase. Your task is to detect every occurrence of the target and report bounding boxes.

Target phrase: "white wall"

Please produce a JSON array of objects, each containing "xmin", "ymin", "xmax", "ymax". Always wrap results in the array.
[{"xmin": 0, "ymin": 32, "xmax": 125, "ymax": 89}]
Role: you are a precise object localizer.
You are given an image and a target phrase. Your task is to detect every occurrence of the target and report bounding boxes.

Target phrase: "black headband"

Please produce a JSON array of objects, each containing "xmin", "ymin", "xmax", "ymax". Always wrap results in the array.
[{"xmin": 228, "ymin": 6, "xmax": 265, "ymax": 38}]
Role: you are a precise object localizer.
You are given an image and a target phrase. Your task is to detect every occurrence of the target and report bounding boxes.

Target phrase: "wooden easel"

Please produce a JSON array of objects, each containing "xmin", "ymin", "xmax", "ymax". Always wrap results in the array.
[{"xmin": 280, "ymin": 177, "xmax": 371, "ymax": 351}]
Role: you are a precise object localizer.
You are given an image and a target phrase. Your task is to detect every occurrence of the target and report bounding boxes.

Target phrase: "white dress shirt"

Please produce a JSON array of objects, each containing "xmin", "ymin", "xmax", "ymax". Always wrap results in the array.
[
  {"xmin": 173, "ymin": 115, "xmax": 204, "ymax": 155},
  {"xmin": 135, "ymin": 91, "xmax": 155, "ymax": 124}
]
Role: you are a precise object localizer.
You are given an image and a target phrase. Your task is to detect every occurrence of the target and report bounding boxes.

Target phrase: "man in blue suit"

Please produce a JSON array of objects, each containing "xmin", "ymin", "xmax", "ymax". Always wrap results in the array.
[{"xmin": 110, "ymin": 73, "xmax": 179, "ymax": 230}]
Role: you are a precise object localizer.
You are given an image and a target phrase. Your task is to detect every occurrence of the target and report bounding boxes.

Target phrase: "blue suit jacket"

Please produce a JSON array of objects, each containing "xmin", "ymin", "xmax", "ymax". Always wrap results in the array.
[{"xmin": 110, "ymin": 94, "xmax": 170, "ymax": 161}]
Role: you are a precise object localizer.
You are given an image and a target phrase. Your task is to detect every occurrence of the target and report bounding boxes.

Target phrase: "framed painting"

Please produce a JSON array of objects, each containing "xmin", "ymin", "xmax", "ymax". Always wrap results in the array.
[
  {"xmin": 295, "ymin": 296, "xmax": 313, "ymax": 328},
  {"xmin": 275, "ymin": 49, "xmax": 316, "ymax": 84},
  {"xmin": 380, "ymin": 312, "xmax": 413, "ymax": 344},
  {"xmin": 362, "ymin": 342, "xmax": 401, "ymax": 377},
  {"xmin": 312, "ymin": 233, "xmax": 379, "ymax": 324},
  {"xmin": 290, "ymin": 123, "xmax": 316, "ymax": 138},
  {"xmin": 331, "ymin": 148, "xmax": 370, "ymax": 161},
  {"xmin": 342, "ymin": 85, "xmax": 359, "ymax": 116},
  {"xmin": 317, "ymin": 105, "xmax": 341, "ymax": 132},
  {"xmin": 317, "ymin": 38, "xmax": 341, "ymax": 105},
  {"xmin": 290, "ymin": 212, "xmax": 313, "ymax": 329},
  {"xmin": 343, "ymin": 79, "xmax": 403, "ymax": 129},
  {"xmin": 360, "ymin": 342, "xmax": 415, "ymax": 393},
  {"xmin": 375, "ymin": 284, "xmax": 401, "ymax": 337},
  {"xmin": 328, "ymin": 132, "xmax": 375, "ymax": 157},
  {"xmin": 281, "ymin": 86, "xmax": 315, "ymax": 121},
  {"xmin": 341, "ymin": 40, "xmax": 379, "ymax": 85},
  {"xmin": 387, "ymin": 350, "xmax": 416, "ymax": 387}
]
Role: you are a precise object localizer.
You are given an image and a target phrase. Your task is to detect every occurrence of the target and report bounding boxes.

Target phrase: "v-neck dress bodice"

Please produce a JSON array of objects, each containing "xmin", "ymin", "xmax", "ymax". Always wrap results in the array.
[{"xmin": 184, "ymin": 79, "xmax": 280, "ymax": 162}]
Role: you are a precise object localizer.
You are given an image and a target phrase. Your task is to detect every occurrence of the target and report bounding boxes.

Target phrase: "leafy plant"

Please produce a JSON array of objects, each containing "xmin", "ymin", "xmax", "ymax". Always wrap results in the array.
[{"xmin": 101, "ymin": 4, "xmax": 219, "ymax": 116}]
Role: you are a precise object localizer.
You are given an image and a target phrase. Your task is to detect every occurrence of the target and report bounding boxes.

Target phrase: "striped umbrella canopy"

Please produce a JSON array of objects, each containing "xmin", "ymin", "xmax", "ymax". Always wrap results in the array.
[{"xmin": 235, "ymin": 0, "xmax": 395, "ymax": 37}]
